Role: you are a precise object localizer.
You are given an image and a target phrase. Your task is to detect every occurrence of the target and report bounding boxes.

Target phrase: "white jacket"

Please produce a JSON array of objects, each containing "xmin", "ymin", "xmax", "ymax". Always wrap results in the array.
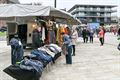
[{"xmin": 71, "ymin": 30, "xmax": 78, "ymax": 45}]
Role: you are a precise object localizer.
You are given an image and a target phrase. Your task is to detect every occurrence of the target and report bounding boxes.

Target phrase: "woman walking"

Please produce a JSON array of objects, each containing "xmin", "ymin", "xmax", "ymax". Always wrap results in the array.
[
  {"xmin": 71, "ymin": 28, "xmax": 78, "ymax": 56},
  {"xmin": 99, "ymin": 27, "xmax": 104, "ymax": 46}
]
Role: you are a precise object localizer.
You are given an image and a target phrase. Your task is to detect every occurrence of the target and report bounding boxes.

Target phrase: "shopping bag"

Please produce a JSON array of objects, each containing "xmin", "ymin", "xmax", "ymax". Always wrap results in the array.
[{"xmin": 61, "ymin": 44, "xmax": 68, "ymax": 55}]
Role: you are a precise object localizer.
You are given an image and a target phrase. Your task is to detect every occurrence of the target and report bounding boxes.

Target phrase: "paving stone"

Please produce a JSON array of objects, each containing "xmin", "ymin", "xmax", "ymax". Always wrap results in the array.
[{"xmin": 0, "ymin": 33, "xmax": 120, "ymax": 80}]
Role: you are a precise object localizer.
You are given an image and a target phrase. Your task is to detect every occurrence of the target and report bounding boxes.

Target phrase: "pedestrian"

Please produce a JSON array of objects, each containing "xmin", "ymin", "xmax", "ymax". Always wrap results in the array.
[
  {"xmin": 98, "ymin": 27, "xmax": 104, "ymax": 46},
  {"xmin": 71, "ymin": 28, "xmax": 78, "ymax": 56},
  {"xmin": 100, "ymin": 23, "xmax": 106, "ymax": 44},
  {"xmin": 32, "ymin": 24, "xmax": 43, "ymax": 49},
  {"xmin": 112, "ymin": 27, "xmax": 117, "ymax": 35},
  {"xmin": 117, "ymin": 27, "xmax": 120, "ymax": 40},
  {"xmin": 61, "ymin": 32, "xmax": 72, "ymax": 64},
  {"xmin": 96, "ymin": 28, "xmax": 100, "ymax": 37},
  {"xmin": 117, "ymin": 27, "xmax": 120, "ymax": 36},
  {"xmin": 82, "ymin": 28, "xmax": 88, "ymax": 43},
  {"xmin": 89, "ymin": 29, "xmax": 94, "ymax": 43}
]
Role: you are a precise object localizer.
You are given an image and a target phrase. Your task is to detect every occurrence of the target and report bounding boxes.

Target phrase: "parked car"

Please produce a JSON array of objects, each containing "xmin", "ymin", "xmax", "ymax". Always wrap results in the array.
[{"xmin": 0, "ymin": 26, "xmax": 7, "ymax": 32}]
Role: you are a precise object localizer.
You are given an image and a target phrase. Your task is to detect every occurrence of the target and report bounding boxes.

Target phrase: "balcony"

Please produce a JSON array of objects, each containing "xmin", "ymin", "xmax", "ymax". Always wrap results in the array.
[
  {"xmin": 76, "ymin": 14, "xmax": 111, "ymax": 18},
  {"xmin": 73, "ymin": 8, "xmax": 117, "ymax": 13}
]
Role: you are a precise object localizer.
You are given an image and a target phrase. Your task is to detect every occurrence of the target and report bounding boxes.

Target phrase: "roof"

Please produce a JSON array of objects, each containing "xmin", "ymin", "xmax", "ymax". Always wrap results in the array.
[
  {"xmin": 9, "ymin": 0, "xmax": 20, "ymax": 3},
  {"xmin": 68, "ymin": 4, "xmax": 117, "ymax": 12}
]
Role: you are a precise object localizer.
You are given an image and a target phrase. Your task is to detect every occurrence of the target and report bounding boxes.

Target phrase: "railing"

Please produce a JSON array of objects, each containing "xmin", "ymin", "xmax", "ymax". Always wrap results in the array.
[
  {"xmin": 73, "ymin": 9, "xmax": 117, "ymax": 12},
  {"xmin": 75, "ymin": 15, "xmax": 112, "ymax": 18}
]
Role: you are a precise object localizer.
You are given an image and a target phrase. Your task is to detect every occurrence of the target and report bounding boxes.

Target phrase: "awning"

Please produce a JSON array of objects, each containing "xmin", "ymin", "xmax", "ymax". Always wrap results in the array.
[{"xmin": 0, "ymin": 4, "xmax": 80, "ymax": 25}]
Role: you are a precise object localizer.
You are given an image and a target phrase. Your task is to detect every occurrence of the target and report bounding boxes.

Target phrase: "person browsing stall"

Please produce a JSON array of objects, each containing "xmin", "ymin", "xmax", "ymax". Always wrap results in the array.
[{"xmin": 61, "ymin": 32, "xmax": 72, "ymax": 64}]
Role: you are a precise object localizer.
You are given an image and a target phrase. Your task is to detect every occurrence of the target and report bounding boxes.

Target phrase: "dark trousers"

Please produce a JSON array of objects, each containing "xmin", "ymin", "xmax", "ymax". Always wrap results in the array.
[
  {"xmin": 90, "ymin": 36, "xmax": 93, "ymax": 43},
  {"xmin": 83, "ymin": 37, "xmax": 88, "ymax": 43},
  {"xmin": 103, "ymin": 37, "xmax": 105, "ymax": 44},
  {"xmin": 66, "ymin": 46, "xmax": 72, "ymax": 64},
  {"xmin": 99, "ymin": 38, "xmax": 104, "ymax": 45},
  {"xmin": 72, "ymin": 45, "xmax": 75, "ymax": 55}
]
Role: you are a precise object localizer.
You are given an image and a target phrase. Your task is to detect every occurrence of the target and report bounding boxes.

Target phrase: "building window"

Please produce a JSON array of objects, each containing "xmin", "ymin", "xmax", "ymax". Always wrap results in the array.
[
  {"xmin": 97, "ymin": 7, "xmax": 100, "ymax": 11},
  {"xmin": 97, "ymin": 13, "xmax": 100, "ymax": 16},
  {"xmin": 100, "ymin": 13, "xmax": 104, "ymax": 16},
  {"xmin": 93, "ymin": 7, "xmax": 97, "ymax": 11},
  {"xmin": 79, "ymin": 7, "xmax": 85, "ymax": 10},
  {"xmin": 90, "ymin": 7, "xmax": 93, "ymax": 11},
  {"xmin": 105, "ymin": 13, "xmax": 111, "ymax": 17},
  {"xmin": 105, "ymin": 7, "xmax": 111, "ymax": 11},
  {"xmin": 79, "ymin": 12, "xmax": 85, "ymax": 16},
  {"xmin": 100, "ymin": 18, "xmax": 104, "ymax": 22},
  {"xmin": 100, "ymin": 7, "xmax": 105, "ymax": 11}
]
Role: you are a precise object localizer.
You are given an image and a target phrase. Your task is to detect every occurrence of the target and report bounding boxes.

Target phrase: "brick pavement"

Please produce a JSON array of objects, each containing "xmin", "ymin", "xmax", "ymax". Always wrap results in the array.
[
  {"xmin": 41, "ymin": 42, "xmax": 120, "ymax": 80},
  {"xmin": 0, "ymin": 33, "xmax": 120, "ymax": 80}
]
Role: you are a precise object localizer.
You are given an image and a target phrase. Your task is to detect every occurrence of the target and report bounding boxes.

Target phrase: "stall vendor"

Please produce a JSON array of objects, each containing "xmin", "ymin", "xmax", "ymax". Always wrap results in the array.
[{"xmin": 32, "ymin": 24, "xmax": 43, "ymax": 49}]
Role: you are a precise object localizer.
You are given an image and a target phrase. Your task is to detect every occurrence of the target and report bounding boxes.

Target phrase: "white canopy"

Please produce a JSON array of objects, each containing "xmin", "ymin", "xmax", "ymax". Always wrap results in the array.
[
  {"xmin": 0, "ymin": 4, "xmax": 80, "ymax": 25},
  {"xmin": 0, "ymin": 4, "xmax": 50, "ymax": 17}
]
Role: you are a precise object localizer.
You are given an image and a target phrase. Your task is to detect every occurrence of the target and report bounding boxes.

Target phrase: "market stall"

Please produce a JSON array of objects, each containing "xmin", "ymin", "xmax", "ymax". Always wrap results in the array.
[
  {"xmin": 0, "ymin": 4, "xmax": 80, "ymax": 47},
  {"xmin": 0, "ymin": 4, "xmax": 81, "ymax": 80}
]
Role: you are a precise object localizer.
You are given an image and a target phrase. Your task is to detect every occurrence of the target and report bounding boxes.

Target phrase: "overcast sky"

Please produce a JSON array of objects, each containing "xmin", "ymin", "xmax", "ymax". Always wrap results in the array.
[{"xmin": 19, "ymin": 0, "xmax": 120, "ymax": 16}]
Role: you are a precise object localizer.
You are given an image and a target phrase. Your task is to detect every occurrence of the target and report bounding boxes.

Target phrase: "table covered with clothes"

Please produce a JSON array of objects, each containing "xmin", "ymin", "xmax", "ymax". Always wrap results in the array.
[{"xmin": 3, "ymin": 44, "xmax": 62, "ymax": 80}]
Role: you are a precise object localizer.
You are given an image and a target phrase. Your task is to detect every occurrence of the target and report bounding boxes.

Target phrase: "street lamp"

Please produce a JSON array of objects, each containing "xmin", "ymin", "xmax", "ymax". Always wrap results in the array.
[{"xmin": 54, "ymin": 0, "xmax": 56, "ymax": 8}]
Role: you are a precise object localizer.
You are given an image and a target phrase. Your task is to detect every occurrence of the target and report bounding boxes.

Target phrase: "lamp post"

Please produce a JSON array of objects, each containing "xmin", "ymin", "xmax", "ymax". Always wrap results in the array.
[{"xmin": 54, "ymin": 0, "xmax": 56, "ymax": 8}]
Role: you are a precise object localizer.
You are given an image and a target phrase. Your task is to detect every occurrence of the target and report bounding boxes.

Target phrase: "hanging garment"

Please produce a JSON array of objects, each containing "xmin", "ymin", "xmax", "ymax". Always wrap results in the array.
[
  {"xmin": 10, "ymin": 38, "xmax": 24, "ymax": 65},
  {"xmin": 44, "ymin": 25, "xmax": 49, "ymax": 44},
  {"xmin": 32, "ymin": 29, "xmax": 43, "ymax": 49},
  {"xmin": 42, "ymin": 27, "xmax": 45, "ymax": 42},
  {"xmin": 56, "ymin": 27, "xmax": 60, "ymax": 43},
  {"xmin": 59, "ymin": 26, "xmax": 65, "ymax": 45},
  {"xmin": 48, "ymin": 30, "xmax": 56, "ymax": 44}
]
